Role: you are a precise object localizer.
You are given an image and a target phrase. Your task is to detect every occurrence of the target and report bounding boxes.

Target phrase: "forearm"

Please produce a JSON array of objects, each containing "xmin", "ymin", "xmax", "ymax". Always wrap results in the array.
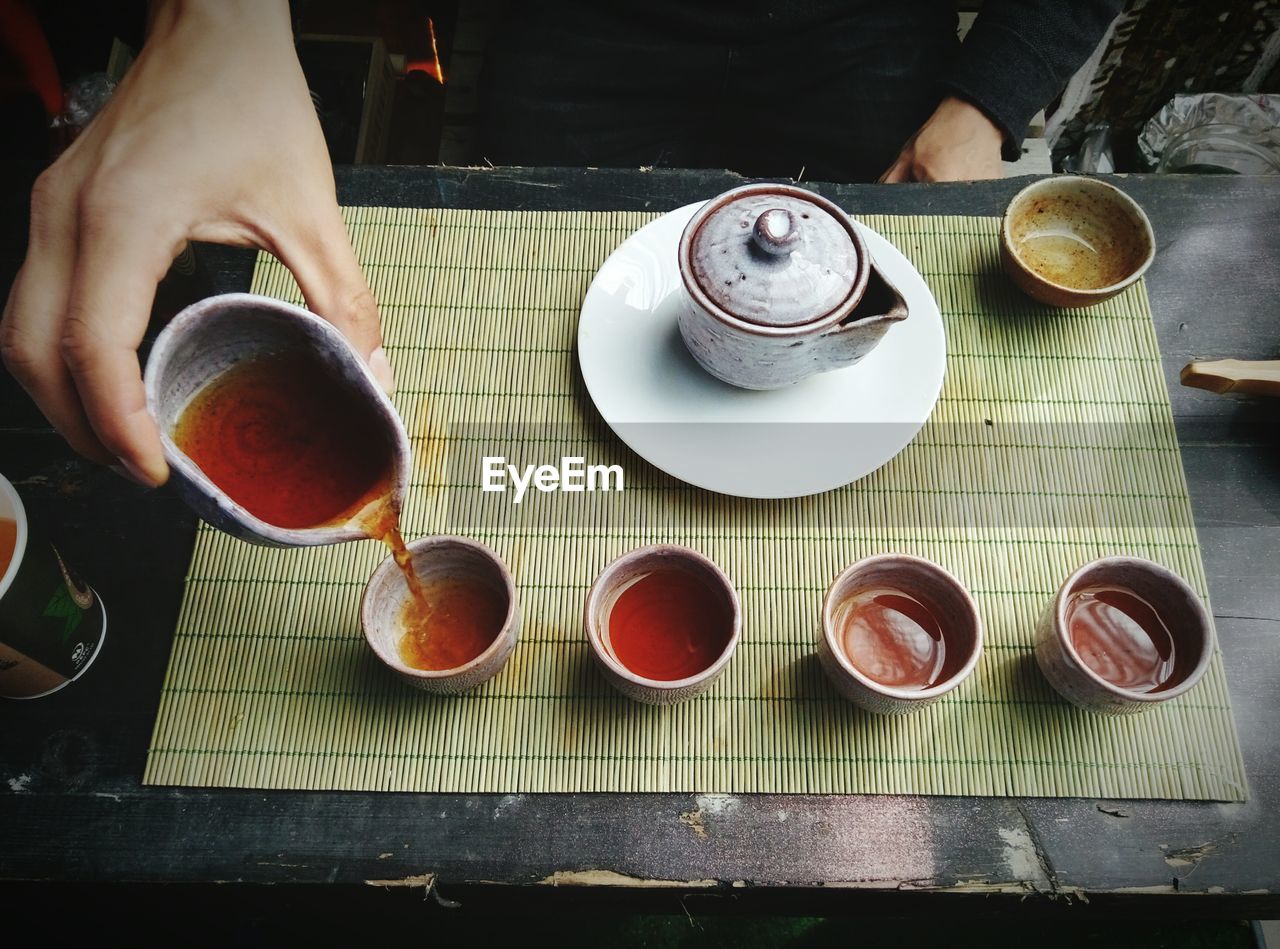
[
  {"xmin": 148, "ymin": 0, "xmax": 291, "ymax": 30},
  {"xmin": 942, "ymin": 0, "xmax": 1126, "ymax": 159}
]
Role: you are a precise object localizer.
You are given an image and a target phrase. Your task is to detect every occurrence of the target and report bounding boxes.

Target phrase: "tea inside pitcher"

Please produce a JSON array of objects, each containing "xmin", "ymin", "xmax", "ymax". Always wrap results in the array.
[
  {"xmin": 172, "ymin": 351, "xmax": 432, "ymax": 622},
  {"xmin": 173, "ymin": 352, "xmax": 392, "ymax": 529}
]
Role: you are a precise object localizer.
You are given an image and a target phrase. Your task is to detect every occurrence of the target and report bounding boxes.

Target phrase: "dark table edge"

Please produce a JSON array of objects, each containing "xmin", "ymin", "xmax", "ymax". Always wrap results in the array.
[{"xmin": 2, "ymin": 165, "xmax": 1277, "ymax": 915}]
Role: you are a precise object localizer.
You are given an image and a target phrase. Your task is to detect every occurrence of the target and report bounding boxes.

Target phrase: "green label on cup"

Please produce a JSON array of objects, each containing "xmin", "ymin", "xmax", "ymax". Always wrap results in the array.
[{"xmin": 0, "ymin": 483, "xmax": 107, "ymax": 698}]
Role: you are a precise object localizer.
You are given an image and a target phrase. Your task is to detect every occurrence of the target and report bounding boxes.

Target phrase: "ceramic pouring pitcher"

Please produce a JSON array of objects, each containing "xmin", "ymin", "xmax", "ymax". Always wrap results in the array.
[{"xmin": 677, "ymin": 183, "xmax": 908, "ymax": 390}]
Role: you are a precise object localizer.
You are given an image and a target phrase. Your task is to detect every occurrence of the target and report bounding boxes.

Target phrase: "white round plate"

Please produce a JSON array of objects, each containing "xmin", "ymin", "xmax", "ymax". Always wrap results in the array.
[{"xmin": 577, "ymin": 202, "xmax": 945, "ymax": 499}]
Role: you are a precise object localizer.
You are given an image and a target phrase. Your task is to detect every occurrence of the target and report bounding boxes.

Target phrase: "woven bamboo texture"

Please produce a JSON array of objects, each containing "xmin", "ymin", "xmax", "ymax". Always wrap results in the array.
[{"xmin": 142, "ymin": 207, "xmax": 1247, "ymax": 800}]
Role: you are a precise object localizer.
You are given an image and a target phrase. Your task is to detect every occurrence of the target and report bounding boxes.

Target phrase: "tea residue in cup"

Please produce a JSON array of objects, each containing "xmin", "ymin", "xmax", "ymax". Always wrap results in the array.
[
  {"xmin": 1067, "ymin": 586, "xmax": 1176, "ymax": 692},
  {"xmin": 607, "ymin": 568, "xmax": 732, "ymax": 681},
  {"xmin": 835, "ymin": 588, "xmax": 946, "ymax": 690},
  {"xmin": 1016, "ymin": 230, "xmax": 1131, "ymax": 290},
  {"xmin": 1012, "ymin": 191, "xmax": 1145, "ymax": 290},
  {"xmin": 0, "ymin": 517, "xmax": 16, "ymax": 577},
  {"xmin": 396, "ymin": 575, "xmax": 505, "ymax": 671}
]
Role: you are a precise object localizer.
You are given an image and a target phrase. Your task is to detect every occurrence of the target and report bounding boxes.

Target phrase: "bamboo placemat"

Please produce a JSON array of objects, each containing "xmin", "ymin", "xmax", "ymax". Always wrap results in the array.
[{"xmin": 143, "ymin": 207, "xmax": 1247, "ymax": 800}]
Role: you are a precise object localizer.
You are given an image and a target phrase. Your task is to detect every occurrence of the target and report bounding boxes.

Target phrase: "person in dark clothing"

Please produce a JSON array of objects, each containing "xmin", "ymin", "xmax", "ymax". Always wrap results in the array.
[
  {"xmin": 1, "ymin": 0, "xmax": 1124, "ymax": 486},
  {"xmin": 480, "ymin": 2, "xmax": 1125, "ymax": 182}
]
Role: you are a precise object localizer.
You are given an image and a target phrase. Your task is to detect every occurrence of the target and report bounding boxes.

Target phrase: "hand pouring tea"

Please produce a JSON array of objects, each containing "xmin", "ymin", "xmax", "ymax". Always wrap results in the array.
[
  {"xmin": 145, "ymin": 293, "xmax": 456, "ymax": 668},
  {"xmin": 677, "ymin": 183, "xmax": 909, "ymax": 390}
]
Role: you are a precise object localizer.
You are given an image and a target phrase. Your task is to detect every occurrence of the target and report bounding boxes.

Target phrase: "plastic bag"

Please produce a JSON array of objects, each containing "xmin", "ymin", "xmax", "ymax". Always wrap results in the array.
[
  {"xmin": 1060, "ymin": 124, "xmax": 1116, "ymax": 174},
  {"xmin": 1139, "ymin": 93, "xmax": 1280, "ymax": 175}
]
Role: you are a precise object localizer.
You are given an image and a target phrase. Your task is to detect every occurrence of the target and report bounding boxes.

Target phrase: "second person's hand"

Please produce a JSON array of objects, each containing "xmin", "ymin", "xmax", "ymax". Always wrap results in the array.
[
  {"xmin": 0, "ymin": 0, "xmax": 393, "ymax": 487},
  {"xmin": 878, "ymin": 95, "xmax": 1006, "ymax": 183}
]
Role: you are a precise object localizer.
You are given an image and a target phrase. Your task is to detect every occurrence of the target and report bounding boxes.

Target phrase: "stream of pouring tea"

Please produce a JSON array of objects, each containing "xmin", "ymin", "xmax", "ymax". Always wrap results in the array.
[
  {"xmin": 173, "ymin": 352, "xmax": 433, "ymax": 623},
  {"xmin": 358, "ymin": 497, "xmax": 431, "ymax": 613},
  {"xmin": 359, "ymin": 495, "xmax": 501, "ymax": 670},
  {"xmin": 175, "ymin": 352, "xmax": 505, "ymax": 670}
]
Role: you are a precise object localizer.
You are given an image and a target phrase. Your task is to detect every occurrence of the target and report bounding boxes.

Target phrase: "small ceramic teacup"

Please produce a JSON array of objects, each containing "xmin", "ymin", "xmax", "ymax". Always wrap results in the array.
[
  {"xmin": 361, "ymin": 535, "xmax": 519, "ymax": 694},
  {"xmin": 585, "ymin": 545, "xmax": 741, "ymax": 705},
  {"xmin": 818, "ymin": 554, "xmax": 983, "ymax": 715},
  {"xmin": 1000, "ymin": 175, "xmax": 1155, "ymax": 308},
  {"xmin": 144, "ymin": 292, "xmax": 410, "ymax": 548},
  {"xmin": 1034, "ymin": 556, "xmax": 1213, "ymax": 715}
]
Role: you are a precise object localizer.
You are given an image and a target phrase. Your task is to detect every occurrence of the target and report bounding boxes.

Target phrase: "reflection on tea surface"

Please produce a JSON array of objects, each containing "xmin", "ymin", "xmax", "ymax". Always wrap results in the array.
[
  {"xmin": 1068, "ymin": 586, "xmax": 1176, "ymax": 692},
  {"xmin": 835, "ymin": 588, "xmax": 946, "ymax": 690}
]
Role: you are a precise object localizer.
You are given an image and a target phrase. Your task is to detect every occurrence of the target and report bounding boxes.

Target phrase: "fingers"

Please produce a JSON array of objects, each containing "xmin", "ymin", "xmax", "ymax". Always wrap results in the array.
[
  {"xmin": 1, "ymin": 170, "xmax": 115, "ymax": 465},
  {"xmin": 278, "ymin": 203, "xmax": 394, "ymax": 395},
  {"xmin": 61, "ymin": 199, "xmax": 175, "ymax": 486},
  {"xmin": 878, "ymin": 154, "xmax": 912, "ymax": 184}
]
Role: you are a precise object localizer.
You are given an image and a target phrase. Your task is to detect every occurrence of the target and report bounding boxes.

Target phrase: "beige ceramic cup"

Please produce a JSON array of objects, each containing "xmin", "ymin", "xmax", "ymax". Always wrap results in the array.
[
  {"xmin": 585, "ymin": 544, "xmax": 741, "ymax": 705},
  {"xmin": 361, "ymin": 535, "xmax": 519, "ymax": 693},
  {"xmin": 1034, "ymin": 556, "xmax": 1213, "ymax": 715},
  {"xmin": 818, "ymin": 554, "xmax": 983, "ymax": 715},
  {"xmin": 1000, "ymin": 176, "xmax": 1155, "ymax": 308}
]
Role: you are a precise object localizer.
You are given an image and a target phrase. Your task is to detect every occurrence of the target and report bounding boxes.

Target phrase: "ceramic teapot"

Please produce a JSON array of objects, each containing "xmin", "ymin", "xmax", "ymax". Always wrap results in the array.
[{"xmin": 677, "ymin": 183, "xmax": 908, "ymax": 390}]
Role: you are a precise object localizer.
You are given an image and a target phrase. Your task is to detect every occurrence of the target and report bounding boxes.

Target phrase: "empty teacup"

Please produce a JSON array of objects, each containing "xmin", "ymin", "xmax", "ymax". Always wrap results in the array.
[
  {"xmin": 1001, "ymin": 176, "xmax": 1155, "ymax": 308},
  {"xmin": 144, "ymin": 293, "xmax": 411, "ymax": 547},
  {"xmin": 818, "ymin": 554, "xmax": 983, "ymax": 714},
  {"xmin": 585, "ymin": 545, "xmax": 741, "ymax": 705},
  {"xmin": 1034, "ymin": 556, "xmax": 1213, "ymax": 714},
  {"xmin": 361, "ymin": 535, "xmax": 520, "ymax": 693},
  {"xmin": 677, "ymin": 183, "xmax": 909, "ymax": 389}
]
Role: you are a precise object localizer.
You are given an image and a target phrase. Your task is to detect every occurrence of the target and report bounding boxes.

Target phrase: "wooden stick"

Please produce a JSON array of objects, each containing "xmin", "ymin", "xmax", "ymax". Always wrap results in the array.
[{"xmin": 1180, "ymin": 359, "xmax": 1280, "ymax": 397}]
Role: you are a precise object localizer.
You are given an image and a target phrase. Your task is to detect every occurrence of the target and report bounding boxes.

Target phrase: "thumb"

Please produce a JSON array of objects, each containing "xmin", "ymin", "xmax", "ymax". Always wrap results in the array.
[{"xmin": 278, "ymin": 205, "xmax": 394, "ymax": 395}]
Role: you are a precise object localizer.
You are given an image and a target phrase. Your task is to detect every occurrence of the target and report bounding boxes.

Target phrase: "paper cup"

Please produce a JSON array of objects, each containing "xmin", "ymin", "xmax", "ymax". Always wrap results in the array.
[{"xmin": 0, "ymin": 473, "xmax": 106, "ymax": 699}]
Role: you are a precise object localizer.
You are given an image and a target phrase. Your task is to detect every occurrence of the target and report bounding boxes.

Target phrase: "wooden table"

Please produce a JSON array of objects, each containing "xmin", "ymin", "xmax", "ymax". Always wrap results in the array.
[{"xmin": 1, "ymin": 167, "xmax": 1277, "ymax": 917}]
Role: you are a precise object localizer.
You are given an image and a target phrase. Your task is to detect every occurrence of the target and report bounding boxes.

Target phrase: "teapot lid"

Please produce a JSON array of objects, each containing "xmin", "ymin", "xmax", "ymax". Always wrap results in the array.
[{"xmin": 685, "ymin": 185, "xmax": 866, "ymax": 328}]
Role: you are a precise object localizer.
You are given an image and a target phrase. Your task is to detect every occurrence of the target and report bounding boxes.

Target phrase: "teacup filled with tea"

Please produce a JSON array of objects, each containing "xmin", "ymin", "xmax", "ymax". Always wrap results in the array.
[
  {"xmin": 1034, "ymin": 556, "xmax": 1213, "ymax": 714},
  {"xmin": 818, "ymin": 554, "xmax": 983, "ymax": 714},
  {"xmin": 585, "ymin": 545, "xmax": 740, "ymax": 705},
  {"xmin": 361, "ymin": 536, "xmax": 519, "ymax": 693}
]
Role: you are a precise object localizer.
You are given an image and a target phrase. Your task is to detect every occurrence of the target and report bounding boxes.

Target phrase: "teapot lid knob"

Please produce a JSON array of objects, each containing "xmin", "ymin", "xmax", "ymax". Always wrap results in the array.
[{"xmin": 752, "ymin": 208, "xmax": 800, "ymax": 257}]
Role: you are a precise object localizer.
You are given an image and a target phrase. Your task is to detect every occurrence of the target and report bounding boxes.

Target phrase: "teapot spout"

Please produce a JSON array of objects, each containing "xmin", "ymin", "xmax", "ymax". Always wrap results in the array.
[
  {"xmin": 840, "ymin": 264, "xmax": 908, "ymax": 329},
  {"xmin": 819, "ymin": 264, "xmax": 909, "ymax": 371}
]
